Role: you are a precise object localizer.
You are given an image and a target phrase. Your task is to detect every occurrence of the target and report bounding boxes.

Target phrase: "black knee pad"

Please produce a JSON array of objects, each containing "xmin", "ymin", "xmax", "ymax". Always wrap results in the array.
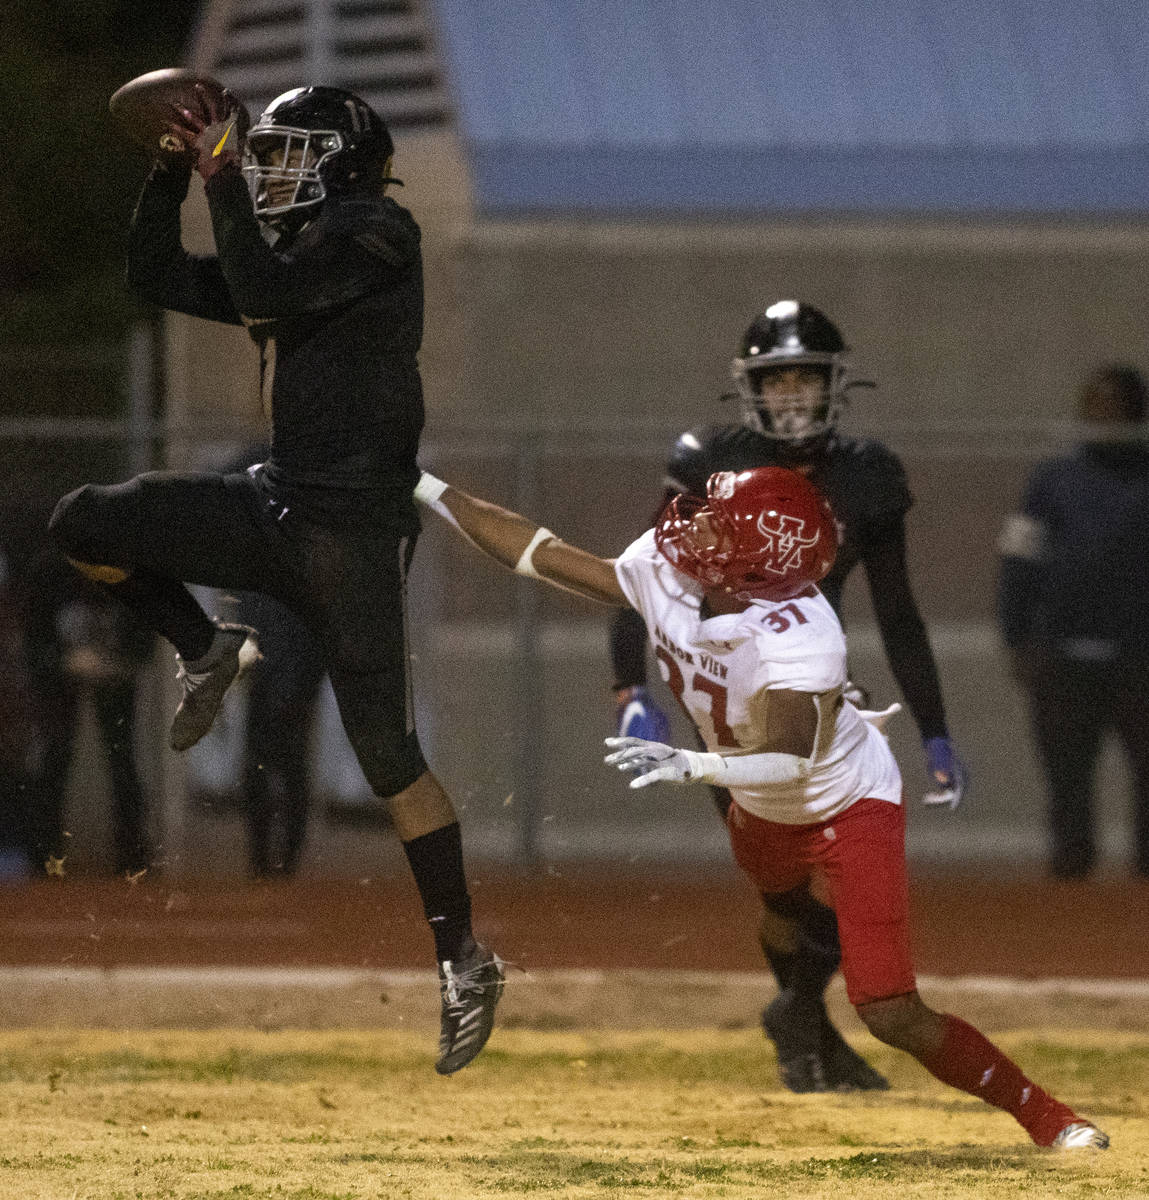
[
  {"xmin": 329, "ymin": 658, "xmax": 427, "ymax": 800},
  {"xmin": 48, "ymin": 484, "xmax": 97, "ymax": 556},
  {"xmin": 364, "ymin": 737, "xmax": 427, "ymax": 799},
  {"xmin": 49, "ymin": 478, "xmax": 149, "ymax": 573}
]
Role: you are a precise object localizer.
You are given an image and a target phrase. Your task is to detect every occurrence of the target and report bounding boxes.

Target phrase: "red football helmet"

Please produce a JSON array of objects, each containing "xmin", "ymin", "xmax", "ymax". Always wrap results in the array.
[{"xmin": 655, "ymin": 467, "xmax": 838, "ymax": 602}]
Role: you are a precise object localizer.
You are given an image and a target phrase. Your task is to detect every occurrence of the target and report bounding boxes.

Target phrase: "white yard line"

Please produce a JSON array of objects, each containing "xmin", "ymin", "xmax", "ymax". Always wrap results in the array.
[{"xmin": 0, "ymin": 965, "xmax": 1146, "ymax": 999}]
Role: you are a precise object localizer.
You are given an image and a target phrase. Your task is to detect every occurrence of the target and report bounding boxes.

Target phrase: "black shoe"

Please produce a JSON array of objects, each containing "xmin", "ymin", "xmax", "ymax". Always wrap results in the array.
[
  {"xmin": 761, "ymin": 992, "xmax": 829, "ymax": 1093},
  {"xmin": 819, "ymin": 1011, "xmax": 890, "ymax": 1091},
  {"xmin": 170, "ymin": 624, "xmax": 260, "ymax": 752},
  {"xmin": 435, "ymin": 942, "xmax": 504, "ymax": 1075}
]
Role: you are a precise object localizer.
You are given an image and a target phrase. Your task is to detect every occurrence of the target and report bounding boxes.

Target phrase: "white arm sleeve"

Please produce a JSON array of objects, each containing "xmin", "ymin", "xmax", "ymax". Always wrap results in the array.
[
  {"xmin": 604, "ymin": 736, "xmax": 810, "ymax": 790},
  {"xmin": 679, "ymin": 748, "xmax": 810, "ymax": 787}
]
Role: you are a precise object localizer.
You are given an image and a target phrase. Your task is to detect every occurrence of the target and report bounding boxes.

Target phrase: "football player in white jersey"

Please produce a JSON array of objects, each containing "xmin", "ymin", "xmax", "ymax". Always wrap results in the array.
[{"xmin": 413, "ymin": 464, "xmax": 1106, "ymax": 1150}]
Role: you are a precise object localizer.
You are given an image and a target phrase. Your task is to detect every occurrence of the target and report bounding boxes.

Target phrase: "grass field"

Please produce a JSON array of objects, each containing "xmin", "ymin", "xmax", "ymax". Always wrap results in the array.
[{"xmin": 0, "ymin": 1027, "xmax": 1145, "ymax": 1199}]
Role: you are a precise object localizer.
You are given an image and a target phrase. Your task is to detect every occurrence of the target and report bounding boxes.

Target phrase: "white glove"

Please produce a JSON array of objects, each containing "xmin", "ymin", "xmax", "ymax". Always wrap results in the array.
[
  {"xmin": 603, "ymin": 736, "xmax": 808, "ymax": 789},
  {"xmin": 603, "ymin": 736, "xmax": 704, "ymax": 789}
]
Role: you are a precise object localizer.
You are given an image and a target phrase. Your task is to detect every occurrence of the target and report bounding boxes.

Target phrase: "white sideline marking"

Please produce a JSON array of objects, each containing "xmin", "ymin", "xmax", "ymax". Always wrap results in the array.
[
  {"xmin": 0, "ymin": 920, "xmax": 304, "ymax": 940},
  {"xmin": 0, "ymin": 966, "xmax": 1147, "ymax": 1000}
]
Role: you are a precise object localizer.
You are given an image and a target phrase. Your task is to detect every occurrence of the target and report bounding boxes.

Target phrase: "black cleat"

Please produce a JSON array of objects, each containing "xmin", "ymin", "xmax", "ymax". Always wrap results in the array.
[
  {"xmin": 761, "ymin": 992, "xmax": 830, "ymax": 1093},
  {"xmin": 819, "ymin": 1012, "xmax": 890, "ymax": 1091},
  {"xmin": 170, "ymin": 624, "xmax": 260, "ymax": 752},
  {"xmin": 435, "ymin": 943, "xmax": 504, "ymax": 1075}
]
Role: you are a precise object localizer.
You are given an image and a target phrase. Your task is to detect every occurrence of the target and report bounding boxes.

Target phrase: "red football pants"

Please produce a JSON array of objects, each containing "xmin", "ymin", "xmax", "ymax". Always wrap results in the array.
[{"xmin": 726, "ymin": 796, "xmax": 916, "ymax": 1006}]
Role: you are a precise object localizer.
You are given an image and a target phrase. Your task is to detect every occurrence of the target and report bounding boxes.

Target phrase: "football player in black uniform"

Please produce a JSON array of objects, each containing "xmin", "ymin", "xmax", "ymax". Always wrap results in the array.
[
  {"xmin": 47, "ymin": 85, "xmax": 502, "ymax": 1074},
  {"xmin": 611, "ymin": 300, "xmax": 967, "ymax": 1092}
]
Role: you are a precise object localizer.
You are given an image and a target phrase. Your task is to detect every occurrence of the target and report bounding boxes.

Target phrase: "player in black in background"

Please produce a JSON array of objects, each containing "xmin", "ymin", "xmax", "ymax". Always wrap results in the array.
[
  {"xmin": 47, "ymin": 85, "xmax": 501, "ymax": 1074},
  {"xmin": 610, "ymin": 300, "xmax": 967, "ymax": 1092}
]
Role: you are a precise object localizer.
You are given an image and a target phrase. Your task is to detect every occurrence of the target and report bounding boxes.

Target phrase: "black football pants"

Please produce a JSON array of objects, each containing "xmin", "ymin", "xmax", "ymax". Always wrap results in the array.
[{"xmin": 49, "ymin": 468, "xmax": 427, "ymax": 798}]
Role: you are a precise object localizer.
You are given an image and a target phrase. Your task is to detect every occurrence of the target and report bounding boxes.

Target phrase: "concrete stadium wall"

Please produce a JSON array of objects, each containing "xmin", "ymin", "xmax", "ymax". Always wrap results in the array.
[{"xmin": 438, "ymin": 217, "xmax": 1149, "ymax": 437}]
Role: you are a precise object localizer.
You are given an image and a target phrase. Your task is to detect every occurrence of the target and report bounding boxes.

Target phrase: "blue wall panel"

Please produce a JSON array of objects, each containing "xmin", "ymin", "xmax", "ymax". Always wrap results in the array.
[{"xmin": 433, "ymin": 1, "xmax": 1149, "ymax": 213}]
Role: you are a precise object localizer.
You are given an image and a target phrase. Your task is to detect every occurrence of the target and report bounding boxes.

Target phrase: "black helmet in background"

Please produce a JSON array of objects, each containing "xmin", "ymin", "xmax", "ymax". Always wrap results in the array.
[{"xmin": 731, "ymin": 300, "xmax": 850, "ymax": 447}]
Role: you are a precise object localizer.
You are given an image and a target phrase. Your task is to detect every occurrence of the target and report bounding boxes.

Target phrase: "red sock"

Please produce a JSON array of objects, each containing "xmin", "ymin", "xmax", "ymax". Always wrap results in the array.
[{"xmin": 919, "ymin": 1015, "xmax": 1078, "ymax": 1146}]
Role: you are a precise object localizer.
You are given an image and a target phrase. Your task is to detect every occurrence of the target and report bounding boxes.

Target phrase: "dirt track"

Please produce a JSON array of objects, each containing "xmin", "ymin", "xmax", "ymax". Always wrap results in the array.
[{"xmin": 1, "ymin": 864, "xmax": 1145, "ymax": 979}]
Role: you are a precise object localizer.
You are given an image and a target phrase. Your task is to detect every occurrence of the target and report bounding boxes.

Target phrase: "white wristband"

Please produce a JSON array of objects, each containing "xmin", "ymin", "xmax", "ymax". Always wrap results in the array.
[
  {"xmin": 414, "ymin": 471, "xmax": 448, "ymax": 506},
  {"xmin": 515, "ymin": 527, "xmax": 555, "ymax": 577},
  {"xmin": 414, "ymin": 472, "xmax": 462, "ymax": 533}
]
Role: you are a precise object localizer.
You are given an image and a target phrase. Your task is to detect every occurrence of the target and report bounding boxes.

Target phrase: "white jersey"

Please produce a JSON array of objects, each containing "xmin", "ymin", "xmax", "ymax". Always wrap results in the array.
[{"xmin": 614, "ymin": 530, "xmax": 902, "ymax": 824}]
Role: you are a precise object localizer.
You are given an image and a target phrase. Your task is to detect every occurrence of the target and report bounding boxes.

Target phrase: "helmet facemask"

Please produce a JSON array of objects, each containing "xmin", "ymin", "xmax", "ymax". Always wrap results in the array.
[
  {"xmin": 734, "ymin": 360, "xmax": 846, "ymax": 445},
  {"xmin": 655, "ymin": 469, "xmax": 838, "ymax": 603},
  {"xmin": 730, "ymin": 300, "xmax": 851, "ymax": 447},
  {"xmin": 242, "ymin": 126, "xmax": 343, "ymax": 222},
  {"xmin": 654, "ymin": 493, "xmax": 737, "ymax": 593}
]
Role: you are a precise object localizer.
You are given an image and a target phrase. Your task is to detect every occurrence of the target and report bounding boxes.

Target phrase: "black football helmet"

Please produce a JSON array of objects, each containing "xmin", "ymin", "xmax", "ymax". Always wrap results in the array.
[
  {"xmin": 730, "ymin": 300, "xmax": 850, "ymax": 446},
  {"xmin": 242, "ymin": 86, "xmax": 399, "ymax": 225}
]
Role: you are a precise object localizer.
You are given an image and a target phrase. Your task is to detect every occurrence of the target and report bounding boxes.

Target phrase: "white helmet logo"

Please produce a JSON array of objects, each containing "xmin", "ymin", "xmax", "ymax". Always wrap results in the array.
[{"xmin": 755, "ymin": 511, "xmax": 820, "ymax": 575}]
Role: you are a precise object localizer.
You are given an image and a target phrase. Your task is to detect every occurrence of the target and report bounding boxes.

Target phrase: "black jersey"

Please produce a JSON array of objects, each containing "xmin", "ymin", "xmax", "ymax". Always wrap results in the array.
[
  {"xmin": 666, "ymin": 425, "xmax": 912, "ymax": 614},
  {"xmin": 128, "ymin": 162, "xmax": 423, "ymax": 528},
  {"xmin": 613, "ymin": 422, "xmax": 948, "ymax": 740}
]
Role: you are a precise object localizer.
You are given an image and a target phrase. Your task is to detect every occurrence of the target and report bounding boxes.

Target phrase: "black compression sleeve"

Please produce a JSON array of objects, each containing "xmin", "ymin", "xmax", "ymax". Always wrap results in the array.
[
  {"xmin": 610, "ymin": 605, "xmax": 650, "ymax": 690},
  {"xmin": 862, "ymin": 522, "xmax": 949, "ymax": 741},
  {"xmin": 126, "ymin": 164, "xmax": 242, "ymax": 324}
]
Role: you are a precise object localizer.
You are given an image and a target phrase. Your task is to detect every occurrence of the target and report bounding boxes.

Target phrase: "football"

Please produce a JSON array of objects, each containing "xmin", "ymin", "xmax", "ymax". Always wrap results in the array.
[{"xmin": 109, "ymin": 68, "xmax": 249, "ymax": 158}]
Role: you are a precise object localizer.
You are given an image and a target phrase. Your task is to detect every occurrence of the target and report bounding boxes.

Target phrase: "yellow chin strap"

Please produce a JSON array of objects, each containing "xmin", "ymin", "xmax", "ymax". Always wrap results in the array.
[{"xmin": 68, "ymin": 558, "xmax": 129, "ymax": 585}]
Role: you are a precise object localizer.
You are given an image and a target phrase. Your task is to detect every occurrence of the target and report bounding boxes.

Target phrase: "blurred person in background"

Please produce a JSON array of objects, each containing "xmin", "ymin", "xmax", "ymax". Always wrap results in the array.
[
  {"xmin": 236, "ymin": 581, "xmax": 325, "ymax": 879},
  {"xmin": 21, "ymin": 547, "xmax": 154, "ymax": 877},
  {"xmin": 609, "ymin": 300, "xmax": 966, "ymax": 1091},
  {"xmin": 415, "ymin": 463, "xmax": 1107, "ymax": 1150},
  {"xmin": 998, "ymin": 363, "xmax": 1149, "ymax": 879},
  {"xmin": 0, "ymin": 547, "xmax": 38, "ymax": 878}
]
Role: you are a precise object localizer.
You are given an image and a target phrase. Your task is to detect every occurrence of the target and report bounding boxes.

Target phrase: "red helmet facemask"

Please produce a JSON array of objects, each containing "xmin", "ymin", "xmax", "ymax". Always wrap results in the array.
[{"xmin": 654, "ymin": 467, "xmax": 838, "ymax": 602}]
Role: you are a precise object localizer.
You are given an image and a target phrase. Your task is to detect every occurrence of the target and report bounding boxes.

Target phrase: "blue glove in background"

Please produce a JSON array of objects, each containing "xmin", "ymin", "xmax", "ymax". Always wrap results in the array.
[
  {"xmin": 922, "ymin": 736, "xmax": 969, "ymax": 808},
  {"xmin": 616, "ymin": 686, "xmax": 671, "ymax": 743}
]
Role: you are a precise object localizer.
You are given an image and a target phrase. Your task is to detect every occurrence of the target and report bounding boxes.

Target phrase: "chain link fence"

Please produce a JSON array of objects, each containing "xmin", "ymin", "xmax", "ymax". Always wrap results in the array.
[{"xmin": 0, "ymin": 334, "xmax": 1140, "ymax": 877}]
